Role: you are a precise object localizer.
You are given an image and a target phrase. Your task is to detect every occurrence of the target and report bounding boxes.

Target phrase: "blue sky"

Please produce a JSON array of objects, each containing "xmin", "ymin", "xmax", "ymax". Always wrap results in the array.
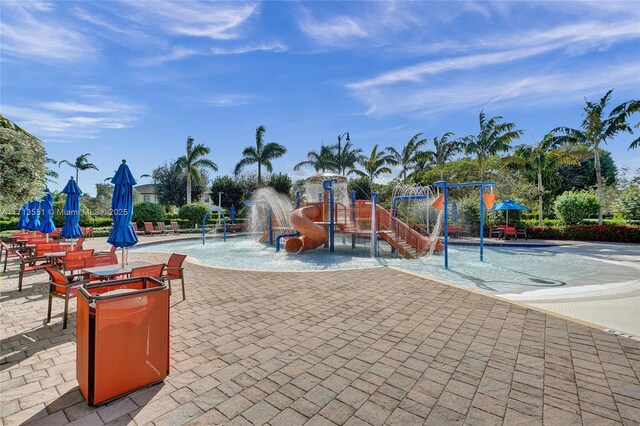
[{"xmin": 2, "ymin": 1, "xmax": 639, "ymax": 196}]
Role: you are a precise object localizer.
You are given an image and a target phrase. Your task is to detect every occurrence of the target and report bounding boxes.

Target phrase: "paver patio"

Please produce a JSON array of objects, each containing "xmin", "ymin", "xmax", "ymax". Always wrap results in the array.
[{"xmin": 1, "ymin": 242, "xmax": 639, "ymax": 425}]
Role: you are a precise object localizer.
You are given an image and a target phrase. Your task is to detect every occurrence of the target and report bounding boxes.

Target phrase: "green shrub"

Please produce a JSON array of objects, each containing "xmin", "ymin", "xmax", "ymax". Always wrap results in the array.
[
  {"xmin": 553, "ymin": 190, "xmax": 599, "ymax": 225},
  {"xmin": 52, "ymin": 200, "xmax": 93, "ymax": 227},
  {"xmin": 616, "ymin": 182, "xmax": 640, "ymax": 220},
  {"xmin": 179, "ymin": 203, "xmax": 209, "ymax": 228},
  {"xmin": 133, "ymin": 202, "xmax": 166, "ymax": 225},
  {"xmin": 456, "ymin": 196, "xmax": 480, "ymax": 232},
  {"xmin": 266, "ymin": 173, "xmax": 292, "ymax": 197}
]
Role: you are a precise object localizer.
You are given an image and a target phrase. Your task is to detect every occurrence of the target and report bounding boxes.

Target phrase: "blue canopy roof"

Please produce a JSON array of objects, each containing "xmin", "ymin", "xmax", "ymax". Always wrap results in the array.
[{"xmin": 491, "ymin": 199, "xmax": 531, "ymax": 211}]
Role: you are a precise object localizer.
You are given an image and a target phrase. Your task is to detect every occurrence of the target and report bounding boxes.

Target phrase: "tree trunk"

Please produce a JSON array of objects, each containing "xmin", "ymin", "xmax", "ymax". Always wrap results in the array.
[
  {"xmin": 186, "ymin": 173, "xmax": 192, "ymax": 205},
  {"xmin": 537, "ymin": 168, "xmax": 543, "ymax": 226},
  {"xmin": 76, "ymin": 169, "xmax": 79, "ymax": 183},
  {"xmin": 440, "ymin": 168, "xmax": 444, "ymax": 181},
  {"xmin": 480, "ymin": 158, "xmax": 485, "ymax": 181},
  {"xmin": 257, "ymin": 163, "xmax": 262, "ymax": 186},
  {"xmin": 594, "ymin": 148, "xmax": 604, "ymax": 225}
]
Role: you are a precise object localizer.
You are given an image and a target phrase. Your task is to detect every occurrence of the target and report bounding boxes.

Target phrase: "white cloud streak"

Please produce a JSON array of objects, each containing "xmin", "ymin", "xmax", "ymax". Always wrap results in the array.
[{"xmin": 1, "ymin": 1, "xmax": 97, "ymax": 62}]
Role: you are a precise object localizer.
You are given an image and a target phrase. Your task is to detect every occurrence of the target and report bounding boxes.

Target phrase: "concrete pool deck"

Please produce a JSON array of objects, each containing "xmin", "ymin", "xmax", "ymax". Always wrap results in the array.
[{"xmin": 1, "ymin": 236, "xmax": 639, "ymax": 425}]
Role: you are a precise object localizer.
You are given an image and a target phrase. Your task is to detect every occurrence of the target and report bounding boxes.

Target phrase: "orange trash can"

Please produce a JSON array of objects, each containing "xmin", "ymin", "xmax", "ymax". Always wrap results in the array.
[{"xmin": 76, "ymin": 277, "xmax": 170, "ymax": 406}]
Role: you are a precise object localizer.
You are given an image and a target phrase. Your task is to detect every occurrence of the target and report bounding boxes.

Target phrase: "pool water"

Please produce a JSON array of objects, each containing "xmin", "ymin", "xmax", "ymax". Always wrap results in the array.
[{"xmin": 133, "ymin": 237, "xmax": 639, "ymax": 295}]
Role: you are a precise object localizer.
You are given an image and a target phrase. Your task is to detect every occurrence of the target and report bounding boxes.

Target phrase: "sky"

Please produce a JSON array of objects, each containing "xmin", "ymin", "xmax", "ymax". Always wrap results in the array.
[{"xmin": 1, "ymin": 0, "xmax": 639, "ymax": 196}]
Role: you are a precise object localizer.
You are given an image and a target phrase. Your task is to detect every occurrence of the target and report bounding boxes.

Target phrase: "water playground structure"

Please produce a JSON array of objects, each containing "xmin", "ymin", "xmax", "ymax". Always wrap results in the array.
[{"xmin": 201, "ymin": 174, "xmax": 499, "ymax": 267}]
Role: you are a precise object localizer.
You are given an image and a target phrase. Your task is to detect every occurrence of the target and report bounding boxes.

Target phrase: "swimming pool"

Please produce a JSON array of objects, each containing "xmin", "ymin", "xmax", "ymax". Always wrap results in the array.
[{"xmin": 133, "ymin": 237, "xmax": 640, "ymax": 295}]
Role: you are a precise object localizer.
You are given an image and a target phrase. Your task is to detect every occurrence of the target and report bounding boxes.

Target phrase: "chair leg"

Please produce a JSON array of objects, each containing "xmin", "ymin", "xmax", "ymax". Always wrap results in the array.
[
  {"xmin": 3, "ymin": 251, "xmax": 7, "ymax": 273},
  {"xmin": 18, "ymin": 269, "xmax": 24, "ymax": 292},
  {"xmin": 181, "ymin": 275, "xmax": 185, "ymax": 300},
  {"xmin": 47, "ymin": 286, "xmax": 53, "ymax": 324},
  {"xmin": 63, "ymin": 288, "xmax": 70, "ymax": 330}
]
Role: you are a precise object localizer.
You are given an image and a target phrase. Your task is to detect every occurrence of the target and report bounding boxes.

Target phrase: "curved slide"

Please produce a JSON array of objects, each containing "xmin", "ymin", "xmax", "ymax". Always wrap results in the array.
[{"xmin": 285, "ymin": 205, "xmax": 327, "ymax": 253}]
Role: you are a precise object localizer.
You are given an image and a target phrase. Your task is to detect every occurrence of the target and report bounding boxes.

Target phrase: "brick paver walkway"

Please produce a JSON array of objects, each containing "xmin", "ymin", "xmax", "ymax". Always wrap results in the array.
[{"xmin": 1, "ymin": 250, "xmax": 639, "ymax": 425}]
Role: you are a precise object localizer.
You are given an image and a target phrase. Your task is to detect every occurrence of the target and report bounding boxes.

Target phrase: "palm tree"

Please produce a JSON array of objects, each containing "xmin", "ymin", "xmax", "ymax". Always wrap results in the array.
[
  {"xmin": 421, "ymin": 132, "xmax": 463, "ymax": 181},
  {"xmin": 463, "ymin": 111, "xmax": 523, "ymax": 181},
  {"xmin": 58, "ymin": 153, "xmax": 99, "ymax": 184},
  {"xmin": 332, "ymin": 141, "xmax": 364, "ymax": 176},
  {"xmin": 554, "ymin": 90, "xmax": 638, "ymax": 224},
  {"xmin": 354, "ymin": 145, "xmax": 396, "ymax": 187},
  {"xmin": 234, "ymin": 125, "xmax": 286, "ymax": 185},
  {"xmin": 45, "ymin": 157, "xmax": 59, "ymax": 183},
  {"xmin": 294, "ymin": 145, "xmax": 337, "ymax": 173},
  {"xmin": 385, "ymin": 133, "xmax": 427, "ymax": 182},
  {"xmin": 502, "ymin": 133, "xmax": 589, "ymax": 226},
  {"xmin": 175, "ymin": 136, "xmax": 218, "ymax": 204}
]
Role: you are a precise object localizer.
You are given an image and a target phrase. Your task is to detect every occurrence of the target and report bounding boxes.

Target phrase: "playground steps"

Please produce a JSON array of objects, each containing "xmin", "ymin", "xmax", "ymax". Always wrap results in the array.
[{"xmin": 378, "ymin": 230, "xmax": 420, "ymax": 259}]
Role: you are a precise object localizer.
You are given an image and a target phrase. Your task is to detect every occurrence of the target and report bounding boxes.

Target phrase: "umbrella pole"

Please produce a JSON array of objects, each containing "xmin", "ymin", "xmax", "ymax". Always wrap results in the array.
[
  {"xmin": 46, "ymin": 233, "xmax": 49, "ymax": 242},
  {"xmin": 122, "ymin": 248, "xmax": 125, "ymax": 269}
]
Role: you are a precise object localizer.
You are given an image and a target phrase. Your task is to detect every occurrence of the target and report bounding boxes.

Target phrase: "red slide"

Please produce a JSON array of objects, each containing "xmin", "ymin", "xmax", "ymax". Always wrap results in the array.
[{"xmin": 285, "ymin": 204, "xmax": 327, "ymax": 253}]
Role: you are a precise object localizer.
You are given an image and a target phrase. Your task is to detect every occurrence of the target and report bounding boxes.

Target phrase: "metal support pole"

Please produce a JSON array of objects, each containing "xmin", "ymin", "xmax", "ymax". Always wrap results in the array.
[
  {"xmin": 371, "ymin": 192, "xmax": 378, "ymax": 257},
  {"xmin": 323, "ymin": 179, "xmax": 337, "ymax": 253},
  {"xmin": 479, "ymin": 185, "xmax": 485, "ymax": 262},
  {"xmin": 269, "ymin": 208, "xmax": 273, "ymax": 245},
  {"xmin": 443, "ymin": 184, "xmax": 449, "ymax": 269}
]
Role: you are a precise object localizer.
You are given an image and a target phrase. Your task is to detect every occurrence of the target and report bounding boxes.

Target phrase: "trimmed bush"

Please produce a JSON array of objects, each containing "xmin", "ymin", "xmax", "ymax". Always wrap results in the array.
[
  {"xmin": 133, "ymin": 202, "xmax": 166, "ymax": 225},
  {"xmin": 553, "ymin": 190, "xmax": 599, "ymax": 225},
  {"xmin": 179, "ymin": 203, "xmax": 209, "ymax": 228},
  {"xmin": 526, "ymin": 224, "xmax": 640, "ymax": 243}
]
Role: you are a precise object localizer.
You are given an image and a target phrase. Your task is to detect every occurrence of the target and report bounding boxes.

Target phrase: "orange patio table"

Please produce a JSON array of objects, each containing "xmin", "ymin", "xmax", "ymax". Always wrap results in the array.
[{"xmin": 76, "ymin": 276, "xmax": 170, "ymax": 406}]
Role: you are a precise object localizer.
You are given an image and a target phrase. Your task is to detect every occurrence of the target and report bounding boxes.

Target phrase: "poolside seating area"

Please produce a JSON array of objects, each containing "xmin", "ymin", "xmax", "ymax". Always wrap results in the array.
[
  {"xmin": 488, "ymin": 225, "xmax": 528, "ymax": 240},
  {"xmin": 1, "ymin": 232, "xmax": 188, "ymax": 330},
  {"xmin": 1, "ymin": 239, "xmax": 639, "ymax": 425}
]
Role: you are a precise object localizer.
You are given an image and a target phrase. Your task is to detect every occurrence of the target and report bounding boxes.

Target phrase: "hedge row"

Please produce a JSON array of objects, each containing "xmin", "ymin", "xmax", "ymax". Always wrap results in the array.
[{"xmin": 526, "ymin": 225, "xmax": 640, "ymax": 243}]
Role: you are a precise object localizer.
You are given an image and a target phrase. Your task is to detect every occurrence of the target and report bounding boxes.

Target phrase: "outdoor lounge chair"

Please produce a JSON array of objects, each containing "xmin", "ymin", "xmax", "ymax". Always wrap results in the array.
[
  {"xmin": 162, "ymin": 253, "xmax": 187, "ymax": 300},
  {"xmin": 144, "ymin": 222, "xmax": 161, "ymax": 235},
  {"xmin": 516, "ymin": 228, "xmax": 528, "ymax": 240},
  {"xmin": 15, "ymin": 251, "xmax": 50, "ymax": 292},
  {"xmin": 130, "ymin": 264, "xmax": 165, "ymax": 279},
  {"xmin": 490, "ymin": 226, "xmax": 505, "ymax": 239},
  {"xmin": 503, "ymin": 226, "xmax": 517, "ymax": 240},
  {"xmin": 156, "ymin": 222, "xmax": 169, "ymax": 235},
  {"xmin": 1, "ymin": 241, "xmax": 24, "ymax": 273},
  {"xmin": 59, "ymin": 249, "xmax": 95, "ymax": 275},
  {"xmin": 132, "ymin": 222, "xmax": 145, "ymax": 236},
  {"xmin": 170, "ymin": 221, "xmax": 181, "ymax": 234},
  {"xmin": 45, "ymin": 268, "xmax": 87, "ymax": 329}
]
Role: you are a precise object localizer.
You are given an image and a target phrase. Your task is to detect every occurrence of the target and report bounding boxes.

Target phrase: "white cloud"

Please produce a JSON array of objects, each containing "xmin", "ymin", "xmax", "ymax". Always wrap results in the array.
[
  {"xmin": 298, "ymin": 12, "xmax": 369, "ymax": 47},
  {"xmin": 2, "ymin": 90, "xmax": 143, "ymax": 141},
  {"xmin": 121, "ymin": 1, "xmax": 258, "ymax": 40},
  {"xmin": 205, "ymin": 95, "xmax": 254, "ymax": 107},
  {"xmin": 351, "ymin": 63, "xmax": 640, "ymax": 118},
  {"xmin": 136, "ymin": 46, "xmax": 204, "ymax": 66},
  {"xmin": 349, "ymin": 20, "xmax": 640, "ymax": 91},
  {"xmin": 211, "ymin": 41, "xmax": 288, "ymax": 55},
  {"xmin": 1, "ymin": 1, "xmax": 97, "ymax": 62}
]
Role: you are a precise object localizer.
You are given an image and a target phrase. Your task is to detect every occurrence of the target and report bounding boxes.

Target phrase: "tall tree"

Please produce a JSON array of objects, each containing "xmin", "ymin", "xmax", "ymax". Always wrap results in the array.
[
  {"xmin": 175, "ymin": 136, "xmax": 218, "ymax": 205},
  {"xmin": 421, "ymin": 132, "xmax": 463, "ymax": 181},
  {"xmin": 234, "ymin": 125, "xmax": 286, "ymax": 185},
  {"xmin": 354, "ymin": 145, "xmax": 395, "ymax": 187},
  {"xmin": 333, "ymin": 141, "xmax": 364, "ymax": 176},
  {"xmin": 294, "ymin": 145, "xmax": 337, "ymax": 173},
  {"xmin": 153, "ymin": 161, "xmax": 209, "ymax": 207},
  {"xmin": 463, "ymin": 111, "xmax": 523, "ymax": 180},
  {"xmin": 502, "ymin": 133, "xmax": 588, "ymax": 225},
  {"xmin": 554, "ymin": 90, "xmax": 637, "ymax": 224},
  {"xmin": 385, "ymin": 132, "xmax": 427, "ymax": 182},
  {"xmin": 58, "ymin": 153, "xmax": 99, "ymax": 184}
]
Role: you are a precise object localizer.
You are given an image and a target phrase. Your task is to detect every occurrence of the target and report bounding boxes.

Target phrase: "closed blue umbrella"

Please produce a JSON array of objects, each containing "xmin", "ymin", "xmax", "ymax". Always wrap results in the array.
[
  {"xmin": 61, "ymin": 177, "xmax": 83, "ymax": 240},
  {"xmin": 26, "ymin": 200, "xmax": 41, "ymax": 231},
  {"xmin": 39, "ymin": 188, "xmax": 56, "ymax": 238},
  {"xmin": 107, "ymin": 160, "xmax": 137, "ymax": 266},
  {"xmin": 17, "ymin": 203, "xmax": 29, "ymax": 229},
  {"xmin": 491, "ymin": 199, "xmax": 530, "ymax": 226},
  {"xmin": 230, "ymin": 205, "xmax": 236, "ymax": 224},
  {"xmin": 451, "ymin": 202, "xmax": 458, "ymax": 223}
]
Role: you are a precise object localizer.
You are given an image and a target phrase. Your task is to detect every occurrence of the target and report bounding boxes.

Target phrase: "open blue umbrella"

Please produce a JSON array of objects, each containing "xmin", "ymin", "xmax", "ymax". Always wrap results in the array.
[
  {"xmin": 61, "ymin": 177, "xmax": 83, "ymax": 240},
  {"xmin": 491, "ymin": 199, "xmax": 530, "ymax": 226},
  {"xmin": 39, "ymin": 188, "xmax": 56, "ymax": 239},
  {"xmin": 230, "ymin": 205, "xmax": 236, "ymax": 224},
  {"xmin": 17, "ymin": 203, "xmax": 29, "ymax": 230},
  {"xmin": 26, "ymin": 200, "xmax": 41, "ymax": 232},
  {"xmin": 107, "ymin": 160, "xmax": 137, "ymax": 266}
]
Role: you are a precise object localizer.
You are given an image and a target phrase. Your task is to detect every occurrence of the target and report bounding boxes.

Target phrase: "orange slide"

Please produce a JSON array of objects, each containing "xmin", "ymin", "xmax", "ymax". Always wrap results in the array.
[{"xmin": 285, "ymin": 204, "xmax": 327, "ymax": 253}]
